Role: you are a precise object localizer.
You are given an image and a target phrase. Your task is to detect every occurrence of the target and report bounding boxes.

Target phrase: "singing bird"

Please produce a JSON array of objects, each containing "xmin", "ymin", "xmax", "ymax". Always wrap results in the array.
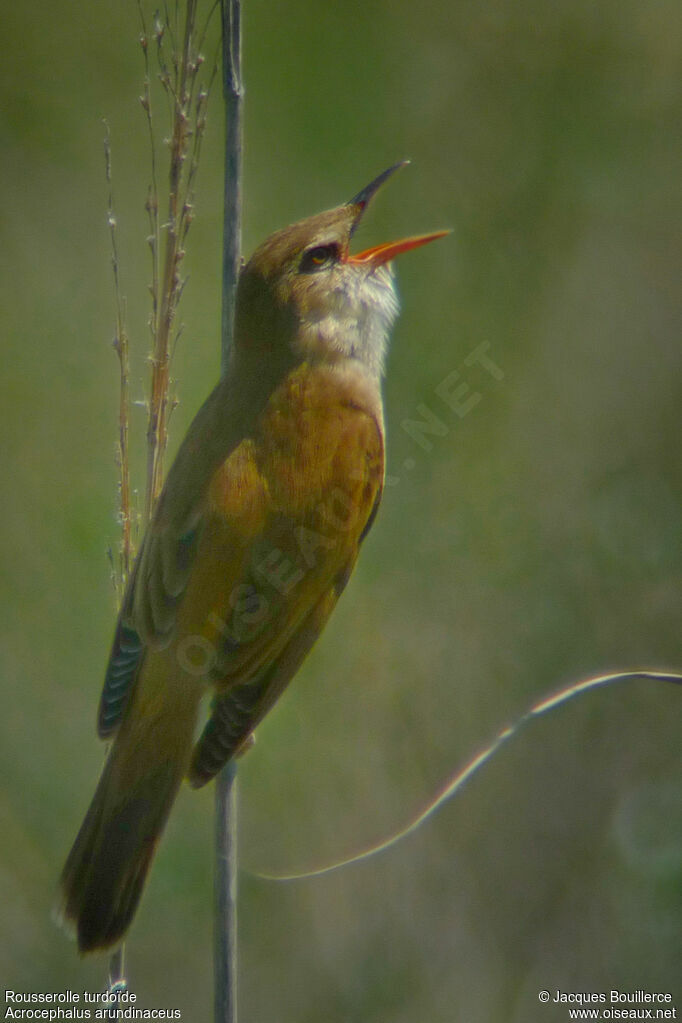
[{"xmin": 59, "ymin": 163, "xmax": 448, "ymax": 952}]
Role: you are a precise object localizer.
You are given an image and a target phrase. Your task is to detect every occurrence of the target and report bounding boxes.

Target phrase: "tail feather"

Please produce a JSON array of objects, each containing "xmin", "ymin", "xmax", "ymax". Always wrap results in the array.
[
  {"xmin": 59, "ymin": 671, "xmax": 200, "ymax": 953},
  {"xmin": 59, "ymin": 755, "xmax": 184, "ymax": 952}
]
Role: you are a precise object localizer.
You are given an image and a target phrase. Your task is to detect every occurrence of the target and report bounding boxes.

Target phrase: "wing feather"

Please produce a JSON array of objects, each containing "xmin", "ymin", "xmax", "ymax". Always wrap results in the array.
[
  {"xmin": 98, "ymin": 362, "xmax": 384, "ymax": 763},
  {"xmin": 97, "ymin": 379, "xmax": 245, "ymax": 736},
  {"xmin": 98, "ymin": 621, "xmax": 144, "ymax": 738},
  {"xmin": 184, "ymin": 367, "xmax": 385, "ymax": 778},
  {"xmin": 189, "ymin": 576, "xmax": 344, "ymax": 787}
]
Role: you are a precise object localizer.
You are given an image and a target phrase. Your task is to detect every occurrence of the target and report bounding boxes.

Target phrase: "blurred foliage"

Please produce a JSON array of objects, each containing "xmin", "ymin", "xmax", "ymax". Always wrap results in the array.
[{"xmin": 1, "ymin": 0, "xmax": 681, "ymax": 1019}]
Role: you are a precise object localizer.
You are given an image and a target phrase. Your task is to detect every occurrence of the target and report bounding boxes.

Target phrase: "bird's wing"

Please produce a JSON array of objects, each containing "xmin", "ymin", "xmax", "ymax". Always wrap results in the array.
[
  {"xmin": 98, "ymin": 363, "xmax": 383, "ymax": 749},
  {"xmin": 98, "ymin": 379, "xmax": 250, "ymax": 738},
  {"xmin": 98, "ymin": 620, "xmax": 145, "ymax": 738},
  {"xmin": 189, "ymin": 582, "xmax": 342, "ymax": 787},
  {"xmin": 182, "ymin": 363, "xmax": 385, "ymax": 783}
]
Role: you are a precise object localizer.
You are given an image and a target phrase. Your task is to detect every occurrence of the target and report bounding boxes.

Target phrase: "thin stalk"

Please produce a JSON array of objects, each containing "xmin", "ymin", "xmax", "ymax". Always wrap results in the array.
[
  {"xmin": 215, "ymin": 2, "xmax": 242, "ymax": 1021},
  {"xmin": 214, "ymin": 760, "xmax": 239, "ymax": 1023},
  {"xmin": 104, "ymin": 123, "xmax": 133, "ymax": 1001},
  {"xmin": 106, "ymin": 947, "xmax": 126, "ymax": 1019},
  {"xmin": 104, "ymin": 126, "xmax": 134, "ymax": 594},
  {"xmin": 220, "ymin": 0, "xmax": 242, "ymax": 374},
  {"xmin": 105, "ymin": 0, "xmax": 215, "ymax": 993},
  {"xmin": 144, "ymin": 0, "xmax": 202, "ymax": 522}
]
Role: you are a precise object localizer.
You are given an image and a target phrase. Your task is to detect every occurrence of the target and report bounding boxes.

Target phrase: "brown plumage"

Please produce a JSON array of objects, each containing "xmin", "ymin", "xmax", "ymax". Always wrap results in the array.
[{"xmin": 58, "ymin": 164, "xmax": 448, "ymax": 952}]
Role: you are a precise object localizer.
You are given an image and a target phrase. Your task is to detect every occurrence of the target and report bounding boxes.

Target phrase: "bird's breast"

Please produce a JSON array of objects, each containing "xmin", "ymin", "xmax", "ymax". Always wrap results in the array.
[
  {"xmin": 206, "ymin": 360, "xmax": 384, "ymax": 534},
  {"xmin": 178, "ymin": 360, "xmax": 384, "ymax": 673},
  {"xmin": 256, "ymin": 361, "xmax": 383, "ymax": 514}
]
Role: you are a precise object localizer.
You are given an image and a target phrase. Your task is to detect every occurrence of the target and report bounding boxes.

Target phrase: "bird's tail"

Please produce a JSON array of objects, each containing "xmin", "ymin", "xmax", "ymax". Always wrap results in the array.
[{"xmin": 57, "ymin": 674, "xmax": 200, "ymax": 953}]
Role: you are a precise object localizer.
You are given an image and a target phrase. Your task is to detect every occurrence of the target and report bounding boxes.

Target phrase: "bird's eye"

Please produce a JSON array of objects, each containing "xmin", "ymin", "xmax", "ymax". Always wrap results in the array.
[{"xmin": 299, "ymin": 244, "xmax": 339, "ymax": 274}]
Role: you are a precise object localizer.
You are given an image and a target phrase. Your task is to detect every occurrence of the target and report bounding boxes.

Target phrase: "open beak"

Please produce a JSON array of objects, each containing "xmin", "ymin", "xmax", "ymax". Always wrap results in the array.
[
  {"xmin": 345, "ymin": 162, "xmax": 450, "ymax": 265},
  {"xmin": 348, "ymin": 231, "xmax": 450, "ymax": 266},
  {"xmin": 347, "ymin": 161, "xmax": 410, "ymax": 223}
]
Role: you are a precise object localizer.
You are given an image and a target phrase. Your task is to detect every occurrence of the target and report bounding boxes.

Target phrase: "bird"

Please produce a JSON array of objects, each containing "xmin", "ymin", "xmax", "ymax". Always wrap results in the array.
[{"xmin": 58, "ymin": 162, "xmax": 448, "ymax": 953}]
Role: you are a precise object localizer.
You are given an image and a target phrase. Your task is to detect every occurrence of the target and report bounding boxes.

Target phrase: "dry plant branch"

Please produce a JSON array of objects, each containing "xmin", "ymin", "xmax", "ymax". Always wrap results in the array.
[
  {"xmin": 139, "ymin": 0, "xmax": 215, "ymax": 522},
  {"xmin": 103, "ymin": 121, "xmax": 135, "ymax": 1003},
  {"xmin": 103, "ymin": 0, "xmax": 217, "ymax": 996},
  {"xmin": 104, "ymin": 124, "xmax": 135, "ymax": 599}
]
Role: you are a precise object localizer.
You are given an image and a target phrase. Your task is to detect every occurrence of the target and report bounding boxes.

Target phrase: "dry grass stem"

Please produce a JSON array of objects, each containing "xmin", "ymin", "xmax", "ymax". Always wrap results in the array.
[
  {"xmin": 138, "ymin": 0, "xmax": 217, "ymax": 522},
  {"xmin": 104, "ymin": 124, "xmax": 135, "ymax": 597},
  {"xmin": 103, "ymin": 0, "xmax": 217, "ymax": 991}
]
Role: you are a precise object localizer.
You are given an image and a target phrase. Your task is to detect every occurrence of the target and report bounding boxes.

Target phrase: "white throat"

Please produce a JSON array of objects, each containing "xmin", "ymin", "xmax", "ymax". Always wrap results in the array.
[{"xmin": 297, "ymin": 263, "xmax": 400, "ymax": 379}]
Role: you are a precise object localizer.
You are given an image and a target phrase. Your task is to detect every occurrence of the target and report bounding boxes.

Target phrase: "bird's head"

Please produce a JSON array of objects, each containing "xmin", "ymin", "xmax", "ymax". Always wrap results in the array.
[{"xmin": 235, "ymin": 163, "xmax": 449, "ymax": 379}]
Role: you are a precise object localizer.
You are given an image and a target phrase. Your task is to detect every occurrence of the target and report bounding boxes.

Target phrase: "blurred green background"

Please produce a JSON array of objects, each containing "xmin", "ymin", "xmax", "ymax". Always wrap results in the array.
[{"xmin": 1, "ymin": 0, "xmax": 681, "ymax": 1019}]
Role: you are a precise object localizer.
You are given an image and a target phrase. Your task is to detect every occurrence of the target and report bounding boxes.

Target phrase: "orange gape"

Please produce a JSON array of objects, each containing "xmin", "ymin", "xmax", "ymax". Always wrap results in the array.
[{"xmin": 58, "ymin": 164, "xmax": 448, "ymax": 953}]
